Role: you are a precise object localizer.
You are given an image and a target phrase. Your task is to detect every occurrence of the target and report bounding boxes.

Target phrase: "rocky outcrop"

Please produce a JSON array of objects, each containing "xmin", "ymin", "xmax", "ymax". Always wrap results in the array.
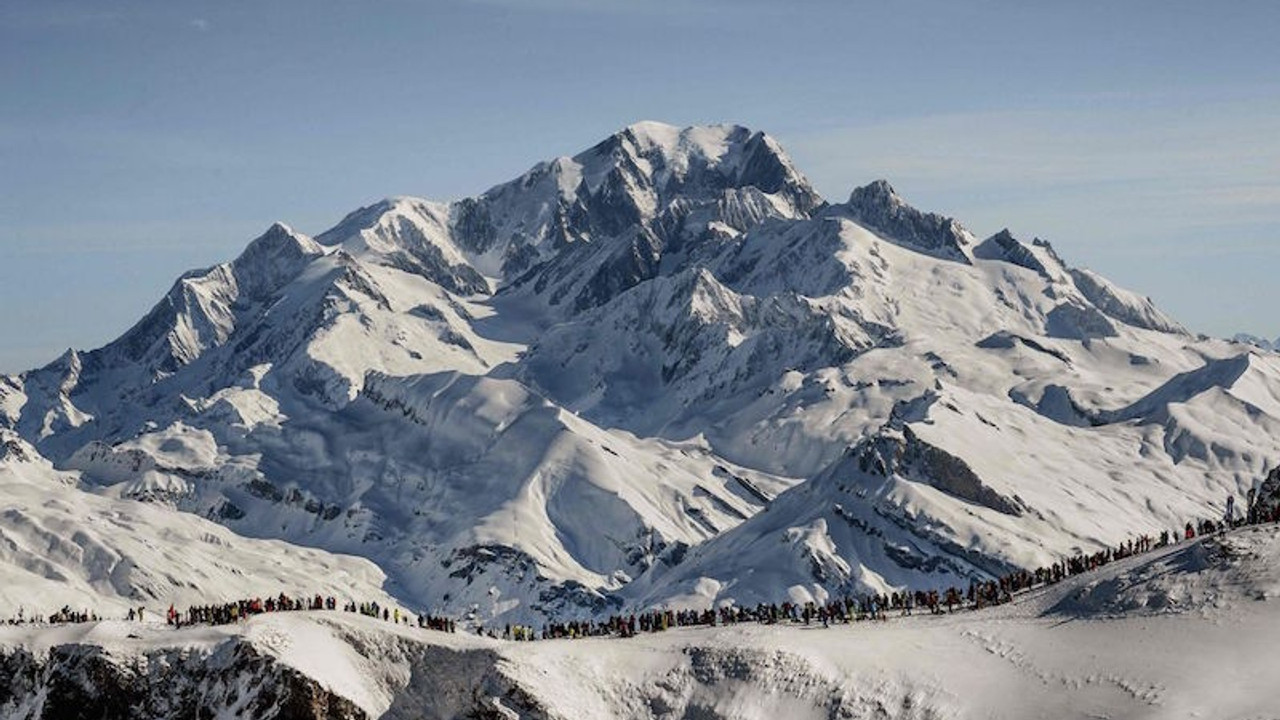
[
  {"xmin": 1255, "ymin": 466, "xmax": 1280, "ymax": 515},
  {"xmin": 1045, "ymin": 301, "xmax": 1119, "ymax": 340},
  {"xmin": 381, "ymin": 644, "xmax": 553, "ymax": 720},
  {"xmin": 839, "ymin": 180, "xmax": 971, "ymax": 263},
  {"xmin": 973, "ymin": 229, "xmax": 1052, "ymax": 276},
  {"xmin": 0, "ymin": 640, "xmax": 366, "ymax": 720},
  {"xmin": 853, "ymin": 427, "xmax": 1025, "ymax": 517},
  {"xmin": 0, "ymin": 621, "xmax": 569, "ymax": 720}
]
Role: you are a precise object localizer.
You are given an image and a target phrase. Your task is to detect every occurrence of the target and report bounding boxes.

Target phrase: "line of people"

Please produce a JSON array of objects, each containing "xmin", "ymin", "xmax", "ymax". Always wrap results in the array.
[
  {"xmin": 527, "ymin": 501, "xmax": 1280, "ymax": 642},
  {"xmin": 164, "ymin": 593, "xmax": 457, "ymax": 634},
  {"xmin": 168, "ymin": 593, "xmax": 334, "ymax": 628},
  {"xmin": 6, "ymin": 491, "xmax": 1279, "ymax": 637},
  {"xmin": 2, "ymin": 606, "xmax": 99, "ymax": 626},
  {"xmin": 527, "ymin": 534, "xmax": 1170, "ymax": 641}
]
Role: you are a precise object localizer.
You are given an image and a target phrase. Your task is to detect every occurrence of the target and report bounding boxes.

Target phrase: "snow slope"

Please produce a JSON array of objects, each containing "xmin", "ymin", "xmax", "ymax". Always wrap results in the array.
[
  {"xmin": 6, "ymin": 525, "xmax": 1280, "ymax": 719},
  {"xmin": 0, "ymin": 430, "xmax": 400, "ymax": 621},
  {"xmin": 2, "ymin": 121, "xmax": 1279, "ymax": 629}
]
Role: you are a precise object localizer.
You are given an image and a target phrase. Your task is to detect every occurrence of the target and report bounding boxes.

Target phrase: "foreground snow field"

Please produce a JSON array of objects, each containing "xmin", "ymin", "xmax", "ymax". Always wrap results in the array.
[{"xmin": 5, "ymin": 523, "xmax": 1279, "ymax": 719}]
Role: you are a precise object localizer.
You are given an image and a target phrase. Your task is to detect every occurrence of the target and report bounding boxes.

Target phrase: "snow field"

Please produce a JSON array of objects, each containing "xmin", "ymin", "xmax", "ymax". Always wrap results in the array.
[{"xmin": 7, "ymin": 524, "xmax": 1280, "ymax": 719}]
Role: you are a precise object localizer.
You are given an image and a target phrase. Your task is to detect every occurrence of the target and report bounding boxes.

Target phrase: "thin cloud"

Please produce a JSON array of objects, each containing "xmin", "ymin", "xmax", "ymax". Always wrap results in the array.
[
  {"xmin": 190, "ymin": 18, "xmax": 210, "ymax": 31},
  {"xmin": 781, "ymin": 95, "xmax": 1280, "ymax": 250},
  {"xmin": 788, "ymin": 102, "xmax": 1280, "ymax": 193}
]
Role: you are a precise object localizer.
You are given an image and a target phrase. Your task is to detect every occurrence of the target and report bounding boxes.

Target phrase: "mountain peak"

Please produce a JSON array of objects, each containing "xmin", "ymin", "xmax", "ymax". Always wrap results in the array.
[
  {"xmin": 841, "ymin": 180, "xmax": 972, "ymax": 263},
  {"xmin": 973, "ymin": 228, "xmax": 1053, "ymax": 277},
  {"xmin": 242, "ymin": 221, "xmax": 318, "ymax": 251},
  {"xmin": 233, "ymin": 222, "xmax": 324, "ymax": 290},
  {"xmin": 9, "ymin": 121, "xmax": 1280, "ymax": 636},
  {"xmin": 854, "ymin": 179, "xmax": 898, "ymax": 201},
  {"xmin": 990, "ymin": 227, "xmax": 1016, "ymax": 243},
  {"xmin": 609, "ymin": 122, "xmax": 771, "ymax": 170},
  {"xmin": 846, "ymin": 179, "xmax": 913, "ymax": 214},
  {"xmin": 615, "ymin": 121, "xmax": 747, "ymax": 153},
  {"xmin": 438, "ymin": 122, "xmax": 825, "ymax": 289},
  {"xmin": 573, "ymin": 122, "xmax": 816, "ymax": 202},
  {"xmin": 618, "ymin": 120, "xmax": 687, "ymax": 146}
]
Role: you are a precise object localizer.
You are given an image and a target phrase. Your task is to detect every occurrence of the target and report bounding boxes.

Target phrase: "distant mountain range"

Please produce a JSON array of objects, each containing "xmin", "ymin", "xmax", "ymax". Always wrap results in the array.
[
  {"xmin": 3, "ymin": 122, "xmax": 1279, "ymax": 624},
  {"xmin": 1234, "ymin": 334, "xmax": 1280, "ymax": 352}
]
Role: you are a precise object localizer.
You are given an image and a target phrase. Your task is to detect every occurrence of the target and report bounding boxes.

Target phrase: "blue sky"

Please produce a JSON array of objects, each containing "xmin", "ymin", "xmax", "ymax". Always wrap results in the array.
[{"xmin": 2, "ymin": 0, "xmax": 1278, "ymax": 372}]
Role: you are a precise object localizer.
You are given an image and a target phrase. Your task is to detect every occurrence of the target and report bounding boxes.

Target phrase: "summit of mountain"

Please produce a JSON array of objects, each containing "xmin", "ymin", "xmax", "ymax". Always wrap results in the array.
[{"xmin": 2, "ymin": 122, "xmax": 1274, "ymax": 626}]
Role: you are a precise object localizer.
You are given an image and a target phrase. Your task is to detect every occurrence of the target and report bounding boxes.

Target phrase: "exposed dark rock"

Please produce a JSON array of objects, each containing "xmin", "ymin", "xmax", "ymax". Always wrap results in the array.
[
  {"xmin": 449, "ymin": 196, "xmax": 498, "ymax": 256},
  {"xmin": 0, "ymin": 641, "xmax": 366, "ymax": 720},
  {"xmin": 840, "ymin": 180, "xmax": 971, "ymax": 263},
  {"xmin": 384, "ymin": 217, "xmax": 490, "ymax": 296},
  {"xmin": 245, "ymin": 478, "xmax": 285, "ymax": 503},
  {"xmin": 1045, "ymin": 302, "xmax": 1118, "ymax": 340},
  {"xmin": 215, "ymin": 500, "xmax": 245, "ymax": 520},
  {"xmin": 1253, "ymin": 466, "xmax": 1280, "ymax": 515},
  {"xmin": 381, "ymin": 645, "xmax": 552, "ymax": 720},
  {"xmin": 1009, "ymin": 385, "xmax": 1097, "ymax": 428},
  {"xmin": 973, "ymin": 229, "xmax": 1050, "ymax": 276},
  {"xmin": 976, "ymin": 331, "xmax": 1072, "ymax": 364},
  {"xmin": 573, "ymin": 229, "xmax": 664, "ymax": 312},
  {"xmin": 534, "ymin": 579, "xmax": 624, "ymax": 617},
  {"xmin": 853, "ymin": 427, "xmax": 1025, "ymax": 517},
  {"xmin": 446, "ymin": 544, "xmax": 539, "ymax": 584},
  {"xmin": 1, "ymin": 437, "xmax": 30, "ymax": 463}
]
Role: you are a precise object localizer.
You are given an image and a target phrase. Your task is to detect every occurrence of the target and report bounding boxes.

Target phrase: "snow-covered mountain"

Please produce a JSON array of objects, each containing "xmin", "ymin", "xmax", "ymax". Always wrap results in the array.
[
  {"xmin": 1233, "ymin": 333, "xmax": 1280, "ymax": 352},
  {"xmin": 3, "ymin": 121, "xmax": 1279, "ymax": 626},
  {"xmin": 0, "ymin": 430, "xmax": 399, "ymax": 619}
]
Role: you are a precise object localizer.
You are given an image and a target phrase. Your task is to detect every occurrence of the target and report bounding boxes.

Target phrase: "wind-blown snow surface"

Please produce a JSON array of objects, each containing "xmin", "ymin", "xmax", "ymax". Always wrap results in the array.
[
  {"xmin": 6, "ymin": 526, "xmax": 1280, "ymax": 720},
  {"xmin": 3, "ymin": 121, "xmax": 1280, "ymax": 628},
  {"xmin": 503, "ymin": 529, "xmax": 1280, "ymax": 720},
  {"xmin": 0, "ymin": 431, "xmax": 400, "ymax": 619}
]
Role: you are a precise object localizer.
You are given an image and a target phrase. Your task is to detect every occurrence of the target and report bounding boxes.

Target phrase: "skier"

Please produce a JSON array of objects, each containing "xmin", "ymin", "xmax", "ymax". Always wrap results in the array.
[{"xmin": 1225, "ymin": 495, "xmax": 1236, "ymax": 528}]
